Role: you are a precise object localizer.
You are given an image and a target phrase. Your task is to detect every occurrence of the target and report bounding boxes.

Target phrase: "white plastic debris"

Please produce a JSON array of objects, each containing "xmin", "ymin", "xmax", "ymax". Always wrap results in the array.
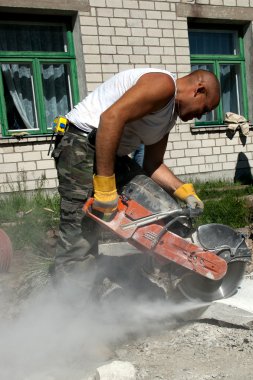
[{"xmin": 95, "ymin": 360, "xmax": 136, "ymax": 380}]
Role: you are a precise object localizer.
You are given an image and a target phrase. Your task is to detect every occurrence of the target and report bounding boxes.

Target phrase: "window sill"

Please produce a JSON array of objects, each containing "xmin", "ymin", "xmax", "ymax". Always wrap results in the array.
[
  {"xmin": 0, "ymin": 134, "xmax": 53, "ymax": 144},
  {"xmin": 191, "ymin": 124, "xmax": 253, "ymax": 134},
  {"xmin": 190, "ymin": 125, "xmax": 228, "ymax": 133}
]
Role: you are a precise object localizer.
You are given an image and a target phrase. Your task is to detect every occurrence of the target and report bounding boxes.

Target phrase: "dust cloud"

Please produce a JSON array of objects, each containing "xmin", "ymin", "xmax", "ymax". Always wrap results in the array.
[{"xmin": 0, "ymin": 267, "xmax": 205, "ymax": 380}]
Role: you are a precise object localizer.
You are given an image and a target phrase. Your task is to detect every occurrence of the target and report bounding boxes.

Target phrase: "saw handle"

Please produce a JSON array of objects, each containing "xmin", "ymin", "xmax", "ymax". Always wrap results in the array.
[
  {"xmin": 186, "ymin": 206, "xmax": 203, "ymax": 218},
  {"xmin": 83, "ymin": 197, "xmax": 203, "ymax": 222},
  {"xmin": 83, "ymin": 197, "xmax": 125, "ymax": 217}
]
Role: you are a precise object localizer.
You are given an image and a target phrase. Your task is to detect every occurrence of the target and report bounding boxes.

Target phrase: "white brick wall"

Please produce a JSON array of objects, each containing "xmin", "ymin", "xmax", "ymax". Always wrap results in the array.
[
  {"xmin": 1, "ymin": 0, "xmax": 253, "ymax": 194},
  {"xmin": 0, "ymin": 139, "xmax": 57, "ymax": 194}
]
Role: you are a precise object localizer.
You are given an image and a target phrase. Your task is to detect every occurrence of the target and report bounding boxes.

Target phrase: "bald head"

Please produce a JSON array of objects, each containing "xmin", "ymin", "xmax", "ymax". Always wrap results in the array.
[
  {"xmin": 188, "ymin": 69, "xmax": 220, "ymax": 102},
  {"xmin": 176, "ymin": 69, "xmax": 221, "ymax": 122}
]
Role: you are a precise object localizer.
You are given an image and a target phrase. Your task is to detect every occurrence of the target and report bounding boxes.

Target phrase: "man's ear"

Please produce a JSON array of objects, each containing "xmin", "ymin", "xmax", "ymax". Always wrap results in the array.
[{"xmin": 194, "ymin": 85, "xmax": 206, "ymax": 96}]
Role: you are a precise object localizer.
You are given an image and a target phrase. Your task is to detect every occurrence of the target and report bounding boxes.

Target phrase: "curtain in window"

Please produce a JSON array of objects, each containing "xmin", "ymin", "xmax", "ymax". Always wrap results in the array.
[
  {"xmin": 1, "ymin": 63, "xmax": 36, "ymax": 129},
  {"xmin": 42, "ymin": 64, "xmax": 72, "ymax": 127},
  {"xmin": 0, "ymin": 21, "xmax": 74, "ymax": 135}
]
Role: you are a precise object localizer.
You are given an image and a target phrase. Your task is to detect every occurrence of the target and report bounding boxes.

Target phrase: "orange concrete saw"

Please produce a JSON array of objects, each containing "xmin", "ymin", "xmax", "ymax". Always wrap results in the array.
[{"xmin": 83, "ymin": 175, "xmax": 251, "ymax": 301}]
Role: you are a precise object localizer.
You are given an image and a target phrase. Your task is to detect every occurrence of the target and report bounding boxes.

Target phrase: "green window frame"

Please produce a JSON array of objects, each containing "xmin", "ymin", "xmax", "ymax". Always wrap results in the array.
[
  {"xmin": 189, "ymin": 24, "xmax": 248, "ymax": 127},
  {"xmin": 0, "ymin": 15, "xmax": 79, "ymax": 137}
]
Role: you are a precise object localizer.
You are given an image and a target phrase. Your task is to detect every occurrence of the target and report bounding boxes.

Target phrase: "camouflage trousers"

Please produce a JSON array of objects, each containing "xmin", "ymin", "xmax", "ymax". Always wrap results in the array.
[
  {"xmin": 52, "ymin": 128, "xmax": 144, "ymax": 272},
  {"xmin": 52, "ymin": 129, "xmax": 99, "ymax": 273}
]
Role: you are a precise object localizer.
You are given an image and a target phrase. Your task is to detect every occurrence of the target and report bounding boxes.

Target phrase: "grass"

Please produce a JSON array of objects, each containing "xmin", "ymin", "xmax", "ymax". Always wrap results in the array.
[
  {"xmin": 195, "ymin": 181, "xmax": 253, "ymax": 228},
  {"xmin": 0, "ymin": 189, "xmax": 60, "ymax": 253},
  {"xmin": 195, "ymin": 195, "xmax": 250, "ymax": 228},
  {"xmin": 195, "ymin": 180, "xmax": 253, "ymax": 200},
  {"xmin": 0, "ymin": 181, "xmax": 59, "ymax": 294}
]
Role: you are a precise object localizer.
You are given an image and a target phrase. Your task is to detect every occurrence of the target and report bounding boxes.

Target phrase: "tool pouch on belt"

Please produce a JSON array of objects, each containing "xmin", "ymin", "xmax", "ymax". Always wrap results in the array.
[
  {"xmin": 52, "ymin": 116, "xmax": 68, "ymax": 135},
  {"xmin": 48, "ymin": 116, "xmax": 68, "ymax": 157}
]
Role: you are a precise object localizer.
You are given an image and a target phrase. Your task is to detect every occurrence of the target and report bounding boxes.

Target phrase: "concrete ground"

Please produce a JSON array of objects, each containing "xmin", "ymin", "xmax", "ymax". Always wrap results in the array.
[
  {"xmin": 0, "ymin": 248, "xmax": 253, "ymax": 380},
  {"xmin": 90, "ymin": 275, "xmax": 253, "ymax": 380}
]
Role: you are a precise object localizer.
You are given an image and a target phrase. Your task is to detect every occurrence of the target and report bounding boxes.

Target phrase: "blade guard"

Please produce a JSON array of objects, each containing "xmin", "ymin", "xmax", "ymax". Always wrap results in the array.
[{"xmin": 83, "ymin": 197, "xmax": 227, "ymax": 281}]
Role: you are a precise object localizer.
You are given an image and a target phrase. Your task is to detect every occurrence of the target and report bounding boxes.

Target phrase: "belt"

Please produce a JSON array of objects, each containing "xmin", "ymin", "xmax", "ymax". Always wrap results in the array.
[{"xmin": 67, "ymin": 123, "xmax": 88, "ymax": 137}]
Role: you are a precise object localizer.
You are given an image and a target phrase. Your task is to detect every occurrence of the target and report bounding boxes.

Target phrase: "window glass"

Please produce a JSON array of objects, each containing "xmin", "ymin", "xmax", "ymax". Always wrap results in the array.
[
  {"xmin": 0, "ymin": 24, "xmax": 67, "ymax": 52},
  {"xmin": 220, "ymin": 64, "xmax": 243, "ymax": 116},
  {"xmin": 189, "ymin": 30, "xmax": 239, "ymax": 55},
  {"xmin": 0, "ymin": 17, "xmax": 79, "ymax": 137},
  {"xmin": 1, "ymin": 63, "xmax": 37, "ymax": 130},
  {"xmin": 189, "ymin": 26, "xmax": 247, "ymax": 126},
  {"xmin": 41, "ymin": 63, "xmax": 73, "ymax": 127}
]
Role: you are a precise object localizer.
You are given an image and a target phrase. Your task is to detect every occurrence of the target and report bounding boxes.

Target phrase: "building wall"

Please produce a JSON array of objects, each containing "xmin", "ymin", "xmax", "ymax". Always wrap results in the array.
[
  {"xmin": 1, "ymin": 0, "xmax": 253, "ymax": 194},
  {"xmin": 0, "ymin": 137, "xmax": 56, "ymax": 193}
]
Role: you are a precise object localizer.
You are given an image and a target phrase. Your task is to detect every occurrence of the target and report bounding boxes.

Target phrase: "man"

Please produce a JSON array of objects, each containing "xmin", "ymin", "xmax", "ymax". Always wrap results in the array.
[{"xmin": 52, "ymin": 68, "xmax": 220, "ymax": 283}]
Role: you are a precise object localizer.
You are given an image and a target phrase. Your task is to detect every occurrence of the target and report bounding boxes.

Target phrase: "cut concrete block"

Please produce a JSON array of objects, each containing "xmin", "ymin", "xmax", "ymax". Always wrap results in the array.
[
  {"xmin": 197, "ymin": 277, "xmax": 253, "ymax": 328},
  {"xmin": 95, "ymin": 360, "xmax": 136, "ymax": 380},
  {"xmin": 217, "ymin": 277, "xmax": 253, "ymax": 313}
]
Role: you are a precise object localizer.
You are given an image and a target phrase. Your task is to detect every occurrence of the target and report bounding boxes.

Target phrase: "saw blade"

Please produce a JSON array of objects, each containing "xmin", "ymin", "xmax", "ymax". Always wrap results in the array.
[{"xmin": 177, "ymin": 261, "xmax": 246, "ymax": 302}]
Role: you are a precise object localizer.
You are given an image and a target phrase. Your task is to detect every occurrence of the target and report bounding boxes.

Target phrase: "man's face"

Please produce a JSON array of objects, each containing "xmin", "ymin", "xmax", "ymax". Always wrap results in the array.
[
  {"xmin": 178, "ymin": 85, "xmax": 219, "ymax": 122},
  {"xmin": 179, "ymin": 92, "xmax": 212, "ymax": 122}
]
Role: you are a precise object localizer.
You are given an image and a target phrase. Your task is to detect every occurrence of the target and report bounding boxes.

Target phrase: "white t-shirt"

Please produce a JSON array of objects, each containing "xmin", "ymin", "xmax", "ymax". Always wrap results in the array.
[{"xmin": 66, "ymin": 68, "xmax": 177, "ymax": 156}]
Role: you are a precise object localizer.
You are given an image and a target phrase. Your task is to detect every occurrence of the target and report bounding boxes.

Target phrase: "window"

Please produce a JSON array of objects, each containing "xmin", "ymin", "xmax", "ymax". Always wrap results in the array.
[
  {"xmin": 188, "ymin": 25, "xmax": 248, "ymax": 126},
  {"xmin": 0, "ymin": 16, "xmax": 79, "ymax": 137}
]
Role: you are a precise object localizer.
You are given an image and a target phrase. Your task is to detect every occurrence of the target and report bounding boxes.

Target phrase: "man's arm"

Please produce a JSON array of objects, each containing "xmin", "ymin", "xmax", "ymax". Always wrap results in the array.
[
  {"xmin": 143, "ymin": 134, "xmax": 184, "ymax": 193},
  {"xmin": 95, "ymin": 72, "xmax": 175, "ymax": 176},
  {"xmin": 93, "ymin": 72, "xmax": 203, "ymax": 213},
  {"xmin": 143, "ymin": 135, "xmax": 204, "ymax": 209}
]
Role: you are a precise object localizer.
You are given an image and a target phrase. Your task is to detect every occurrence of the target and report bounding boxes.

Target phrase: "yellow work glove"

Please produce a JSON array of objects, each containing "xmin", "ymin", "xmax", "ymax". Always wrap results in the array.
[
  {"xmin": 92, "ymin": 174, "xmax": 118, "ymax": 220},
  {"xmin": 173, "ymin": 183, "xmax": 204, "ymax": 209}
]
